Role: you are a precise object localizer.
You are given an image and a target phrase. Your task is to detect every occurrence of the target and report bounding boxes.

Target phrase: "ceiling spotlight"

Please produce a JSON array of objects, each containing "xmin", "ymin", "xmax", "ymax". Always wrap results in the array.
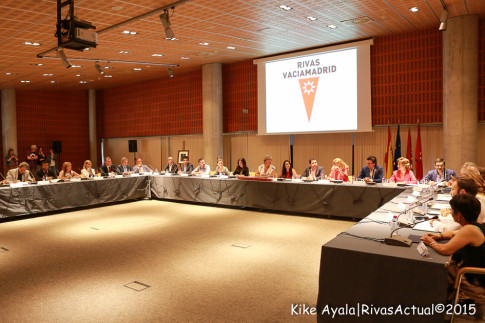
[
  {"xmin": 307, "ymin": 16, "xmax": 317, "ymax": 21},
  {"xmin": 159, "ymin": 9, "xmax": 175, "ymax": 39},
  {"xmin": 439, "ymin": 9, "xmax": 448, "ymax": 31},
  {"xmin": 95, "ymin": 62, "xmax": 105, "ymax": 75},
  {"xmin": 327, "ymin": 24, "xmax": 337, "ymax": 29},
  {"xmin": 278, "ymin": 5, "xmax": 292, "ymax": 11},
  {"xmin": 57, "ymin": 48, "xmax": 72, "ymax": 68},
  {"xmin": 167, "ymin": 67, "xmax": 174, "ymax": 78},
  {"xmin": 409, "ymin": 7, "xmax": 419, "ymax": 13}
]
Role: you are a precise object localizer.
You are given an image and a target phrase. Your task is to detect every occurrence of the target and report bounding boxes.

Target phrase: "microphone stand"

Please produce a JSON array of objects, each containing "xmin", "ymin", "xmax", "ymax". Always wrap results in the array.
[{"xmin": 384, "ymin": 196, "xmax": 434, "ymax": 247}]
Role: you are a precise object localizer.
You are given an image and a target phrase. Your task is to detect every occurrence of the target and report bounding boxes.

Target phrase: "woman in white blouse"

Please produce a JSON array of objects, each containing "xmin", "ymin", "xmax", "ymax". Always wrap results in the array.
[{"xmin": 81, "ymin": 160, "xmax": 96, "ymax": 178}]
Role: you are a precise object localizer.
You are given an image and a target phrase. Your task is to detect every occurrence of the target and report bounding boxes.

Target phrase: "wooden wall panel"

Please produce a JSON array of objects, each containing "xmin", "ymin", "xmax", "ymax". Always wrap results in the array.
[
  {"xmin": 103, "ymin": 137, "xmax": 163, "ymax": 171},
  {"xmin": 371, "ymin": 28, "xmax": 443, "ymax": 125},
  {"xmin": 479, "ymin": 19, "xmax": 485, "ymax": 121},
  {"xmin": 16, "ymin": 90, "xmax": 89, "ymax": 171},
  {"xmin": 97, "ymin": 70, "xmax": 202, "ymax": 139},
  {"xmin": 223, "ymin": 60, "xmax": 257, "ymax": 132}
]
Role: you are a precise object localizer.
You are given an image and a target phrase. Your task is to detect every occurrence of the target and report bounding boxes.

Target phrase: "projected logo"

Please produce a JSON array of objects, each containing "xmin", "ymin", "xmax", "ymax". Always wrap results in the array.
[{"xmin": 299, "ymin": 77, "xmax": 319, "ymax": 121}]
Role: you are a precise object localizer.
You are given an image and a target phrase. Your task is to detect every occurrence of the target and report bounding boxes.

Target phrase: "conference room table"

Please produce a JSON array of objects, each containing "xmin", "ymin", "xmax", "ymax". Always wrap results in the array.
[
  {"xmin": 149, "ymin": 175, "xmax": 406, "ymax": 219},
  {"xmin": 317, "ymin": 187, "xmax": 451, "ymax": 323},
  {"xmin": 0, "ymin": 175, "xmax": 149, "ymax": 219}
]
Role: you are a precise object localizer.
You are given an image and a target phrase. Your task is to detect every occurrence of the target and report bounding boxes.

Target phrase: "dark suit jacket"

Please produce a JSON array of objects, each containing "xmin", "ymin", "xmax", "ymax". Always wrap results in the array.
[
  {"xmin": 117, "ymin": 164, "xmax": 133, "ymax": 174},
  {"xmin": 301, "ymin": 166, "xmax": 325, "ymax": 180},
  {"xmin": 100, "ymin": 164, "xmax": 118, "ymax": 176},
  {"xmin": 164, "ymin": 163, "xmax": 179, "ymax": 173},
  {"xmin": 358, "ymin": 165, "xmax": 384, "ymax": 183},
  {"xmin": 424, "ymin": 169, "xmax": 456, "ymax": 182},
  {"xmin": 35, "ymin": 168, "xmax": 57, "ymax": 181},
  {"xmin": 179, "ymin": 163, "xmax": 194, "ymax": 174}
]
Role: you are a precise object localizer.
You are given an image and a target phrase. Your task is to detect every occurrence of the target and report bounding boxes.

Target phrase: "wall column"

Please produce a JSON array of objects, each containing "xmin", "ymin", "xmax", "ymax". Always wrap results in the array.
[
  {"xmin": 443, "ymin": 15, "xmax": 478, "ymax": 172},
  {"xmin": 88, "ymin": 89, "xmax": 97, "ymax": 167},
  {"xmin": 202, "ymin": 63, "xmax": 223, "ymax": 168},
  {"xmin": 1, "ymin": 89, "xmax": 18, "ymax": 171}
]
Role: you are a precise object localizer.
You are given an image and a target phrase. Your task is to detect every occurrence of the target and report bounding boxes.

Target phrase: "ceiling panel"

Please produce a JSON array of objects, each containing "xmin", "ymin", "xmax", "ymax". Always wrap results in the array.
[{"xmin": 0, "ymin": 0, "xmax": 484, "ymax": 90}]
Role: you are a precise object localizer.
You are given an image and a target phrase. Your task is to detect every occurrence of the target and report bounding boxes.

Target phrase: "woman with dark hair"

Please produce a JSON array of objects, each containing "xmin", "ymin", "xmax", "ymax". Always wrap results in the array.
[
  {"xmin": 280, "ymin": 160, "xmax": 299, "ymax": 179},
  {"xmin": 5, "ymin": 148, "xmax": 19, "ymax": 170},
  {"xmin": 421, "ymin": 194, "xmax": 485, "ymax": 303},
  {"xmin": 233, "ymin": 158, "xmax": 249, "ymax": 176},
  {"xmin": 37, "ymin": 147, "xmax": 46, "ymax": 166}
]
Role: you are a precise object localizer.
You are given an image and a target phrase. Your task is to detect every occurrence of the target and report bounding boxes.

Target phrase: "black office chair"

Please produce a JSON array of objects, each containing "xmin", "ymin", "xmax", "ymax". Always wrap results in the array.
[{"xmin": 450, "ymin": 267, "xmax": 485, "ymax": 323}]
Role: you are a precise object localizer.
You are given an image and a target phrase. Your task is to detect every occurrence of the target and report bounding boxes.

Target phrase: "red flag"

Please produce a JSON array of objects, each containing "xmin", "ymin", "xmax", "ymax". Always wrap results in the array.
[
  {"xmin": 415, "ymin": 123, "xmax": 423, "ymax": 180},
  {"xmin": 384, "ymin": 125, "xmax": 393, "ymax": 178},
  {"xmin": 406, "ymin": 127, "xmax": 413, "ymax": 169}
]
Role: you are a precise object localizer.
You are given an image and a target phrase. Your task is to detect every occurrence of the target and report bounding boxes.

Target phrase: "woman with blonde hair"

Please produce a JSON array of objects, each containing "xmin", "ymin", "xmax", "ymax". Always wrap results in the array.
[
  {"xmin": 389, "ymin": 157, "xmax": 417, "ymax": 183},
  {"xmin": 81, "ymin": 160, "xmax": 96, "ymax": 178},
  {"xmin": 329, "ymin": 158, "xmax": 349, "ymax": 181},
  {"xmin": 58, "ymin": 162, "xmax": 80, "ymax": 180}
]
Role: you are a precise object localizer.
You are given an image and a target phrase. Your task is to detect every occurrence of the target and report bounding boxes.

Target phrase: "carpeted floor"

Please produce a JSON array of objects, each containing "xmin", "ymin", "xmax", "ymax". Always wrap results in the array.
[{"xmin": 0, "ymin": 200, "xmax": 354, "ymax": 322}]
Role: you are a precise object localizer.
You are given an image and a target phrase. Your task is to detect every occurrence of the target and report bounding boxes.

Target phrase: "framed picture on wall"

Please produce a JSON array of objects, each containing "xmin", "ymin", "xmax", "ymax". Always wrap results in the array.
[{"xmin": 178, "ymin": 150, "xmax": 189, "ymax": 164}]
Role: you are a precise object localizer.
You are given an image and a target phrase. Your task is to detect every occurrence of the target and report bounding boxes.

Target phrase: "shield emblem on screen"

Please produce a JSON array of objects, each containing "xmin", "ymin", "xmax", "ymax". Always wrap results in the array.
[{"xmin": 299, "ymin": 77, "xmax": 319, "ymax": 122}]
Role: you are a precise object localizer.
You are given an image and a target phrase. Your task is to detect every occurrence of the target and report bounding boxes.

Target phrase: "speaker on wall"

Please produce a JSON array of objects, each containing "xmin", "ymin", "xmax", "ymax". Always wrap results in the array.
[
  {"xmin": 52, "ymin": 141, "xmax": 62, "ymax": 154},
  {"xmin": 128, "ymin": 140, "xmax": 137, "ymax": 153}
]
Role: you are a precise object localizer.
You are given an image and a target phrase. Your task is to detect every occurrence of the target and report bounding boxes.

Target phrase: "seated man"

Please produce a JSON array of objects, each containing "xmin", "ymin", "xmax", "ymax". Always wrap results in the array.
[
  {"xmin": 431, "ymin": 176, "xmax": 479, "ymax": 232},
  {"xmin": 357, "ymin": 156, "xmax": 384, "ymax": 183},
  {"xmin": 301, "ymin": 158, "xmax": 325, "ymax": 181},
  {"xmin": 192, "ymin": 158, "xmax": 211, "ymax": 175},
  {"xmin": 424, "ymin": 158, "xmax": 457, "ymax": 183},
  {"xmin": 117, "ymin": 157, "xmax": 133, "ymax": 175},
  {"xmin": 100, "ymin": 157, "xmax": 118, "ymax": 176},
  {"xmin": 6, "ymin": 162, "xmax": 33, "ymax": 183},
  {"xmin": 164, "ymin": 157, "xmax": 178, "ymax": 174},
  {"xmin": 255, "ymin": 155, "xmax": 277, "ymax": 178},
  {"xmin": 178, "ymin": 156, "xmax": 193, "ymax": 174},
  {"xmin": 133, "ymin": 158, "xmax": 152, "ymax": 173},
  {"xmin": 35, "ymin": 161, "xmax": 57, "ymax": 181},
  {"xmin": 421, "ymin": 194, "xmax": 485, "ymax": 305},
  {"xmin": 460, "ymin": 162, "xmax": 480, "ymax": 176}
]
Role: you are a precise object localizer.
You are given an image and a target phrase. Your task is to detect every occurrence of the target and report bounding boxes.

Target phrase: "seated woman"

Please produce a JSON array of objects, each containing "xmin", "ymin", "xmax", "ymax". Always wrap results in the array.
[
  {"xmin": 389, "ymin": 157, "xmax": 417, "ymax": 184},
  {"xmin": 58, "ymin": 162, "xmax": 80, "ymax": 180},
  {"xmin": 421, "ymin": 194, "xmax": 485, "ymax": 303},
  {"xmin": 233, "ymin": 158, "xmax": 249, "ymax": 176},
  {"xmin": 255, "ymin": 155, "xmax": 276, "ymax": 178},
  {"xmin": 213, "ymin": 157, "xmax": 230, "ymax": 176},
  {"xmin": 81, "ymin": 160, "xmax": 96, "ymax": 178},
  {"xmin": 328, "ymin": 158, "xmax": 349, "ymax": 181},
  {"xmin": 280, "ymin": 160, "xmax": 299, "ymax": 179}
]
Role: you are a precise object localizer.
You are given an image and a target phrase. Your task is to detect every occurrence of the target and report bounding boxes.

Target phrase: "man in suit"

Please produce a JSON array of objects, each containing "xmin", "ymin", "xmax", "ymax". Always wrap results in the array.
[
  {"xmin": 100, "ymin": 157, "xmax": 118, "ymax": 176},
  {"xmin": 301, "ymin": 158, "xmax": 325, "ymax": 181},
  {"xmin": 117, "ymin": 157, "xmax": 133, "ymax": 175},
  {"xmin": 164, "ymin": 157, "xmax": 178, "ymax": 173},
  {"xmin": 358, "ymin": 156, "xmax": 384, "ymax": 183},
  {"xmin": 35, "ymin": 161, "xmax": 57, "ymax": 181},
  {"xmin": 424, "ymin": 158, "xmax": 457, "ymax": 183},
  {"xmin": 6, "ymin": 162, "xmax": 34, "ymax": 183},
  {"xmin": 178, "ymin": 156, "xmax": 194, "ymax": 174}
]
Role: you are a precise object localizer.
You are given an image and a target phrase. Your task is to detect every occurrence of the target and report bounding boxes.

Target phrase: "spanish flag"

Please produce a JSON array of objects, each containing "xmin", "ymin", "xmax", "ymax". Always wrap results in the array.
[{"xmin": 384, "ymin": 125, "xmax": 394, "ymax": 178}]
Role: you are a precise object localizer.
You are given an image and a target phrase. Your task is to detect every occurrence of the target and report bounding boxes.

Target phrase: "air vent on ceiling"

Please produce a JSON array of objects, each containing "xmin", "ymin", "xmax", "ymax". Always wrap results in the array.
[{"xmin": 341, "ymin": 16, "xmax": 373, "ymax": 25}]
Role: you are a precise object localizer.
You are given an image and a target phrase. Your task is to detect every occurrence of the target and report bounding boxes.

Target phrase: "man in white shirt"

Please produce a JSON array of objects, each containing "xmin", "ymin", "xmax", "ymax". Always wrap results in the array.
[{"xmin": 192, "ymin": 158, "xmax": 211, "ymax": 175}]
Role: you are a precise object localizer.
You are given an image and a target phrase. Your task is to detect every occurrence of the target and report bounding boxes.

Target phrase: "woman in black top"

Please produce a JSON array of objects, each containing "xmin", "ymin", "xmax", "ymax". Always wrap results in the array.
[
  {"xmin": 233, "ymin": 158, "xmax": 249, "ymax": 176},
  {"xmin": 37, "ymin": 147, "xmax": 46, "ymax": 166},
  {"xmin": 422, "ymin": 194, "xmax": 485, "ymax": 301}
]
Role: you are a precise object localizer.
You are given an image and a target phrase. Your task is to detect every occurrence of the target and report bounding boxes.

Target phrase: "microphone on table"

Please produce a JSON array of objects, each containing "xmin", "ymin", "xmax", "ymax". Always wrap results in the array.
[{"xmin": 384, "ymin": 196, "xmax": 434, "ymax": 247}]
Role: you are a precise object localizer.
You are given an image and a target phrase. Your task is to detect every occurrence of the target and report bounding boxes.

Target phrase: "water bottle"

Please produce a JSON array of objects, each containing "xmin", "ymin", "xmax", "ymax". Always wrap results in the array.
[
  {"xmin": 390, "ymin": 215, "xmax": 398, "ymax": 233},
  {"xmin": 406, "ymin": 205, "xmax": 414, "ymax": 223}
]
